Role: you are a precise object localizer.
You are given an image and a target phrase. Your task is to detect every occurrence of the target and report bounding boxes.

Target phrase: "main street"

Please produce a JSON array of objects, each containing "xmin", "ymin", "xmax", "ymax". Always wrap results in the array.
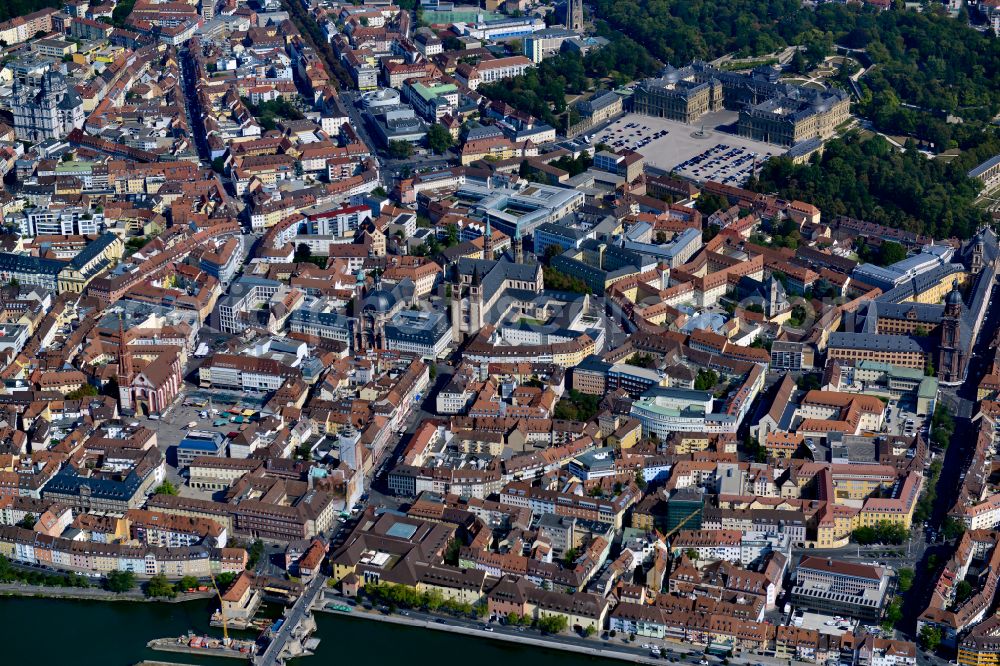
[
  {"xmin": 898, "ymin": 273, "xmax": 1000, "ymax": 644},
  {"xmin": 317, "ymin": 594, "xmax": 814, "ymax": 666},
  {"xmin": 179, "ymin": 47, "xmax": 211, "ymax": 166}
]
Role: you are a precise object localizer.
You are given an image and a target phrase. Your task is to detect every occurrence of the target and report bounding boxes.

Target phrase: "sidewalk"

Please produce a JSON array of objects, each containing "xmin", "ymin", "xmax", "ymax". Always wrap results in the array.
[
  {"xmin": 316, "ymin": 601, "xmax": 813, "ymax": 666},
  {"xmin": 319, "ymin": 606, "xmax": 665, "ymax": 666},
  {"xmin": 0, "ymin": 582, "xmax": 213, "ymax": 603}
]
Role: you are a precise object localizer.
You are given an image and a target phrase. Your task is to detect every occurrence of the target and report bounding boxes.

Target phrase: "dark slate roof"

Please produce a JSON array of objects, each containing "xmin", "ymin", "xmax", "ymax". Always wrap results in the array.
[
  {"xmin": 43, "ymin": 465, "xmax": 143, "ymax": 501},
  {"xmin": 828, "ymin": 332, "xmax": 934, "ymax": 354},
  {"xmin": 384, "ymin": 310, "xmax": 450, "ymax": 346},
  {"xmin": 0, "ymin": 253, "xmax": 66, "ymax": 276}
]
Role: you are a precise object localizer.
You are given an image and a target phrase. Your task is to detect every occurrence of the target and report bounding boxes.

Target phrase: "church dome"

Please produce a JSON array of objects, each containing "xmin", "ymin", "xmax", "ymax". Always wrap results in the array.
[
  {"xmin": 363, "ymin": 289, "xmax": 395, "ymax": 313},
  {"xmin": 946, "ymin": 282, "xmax": 963, "ymax": 306}
]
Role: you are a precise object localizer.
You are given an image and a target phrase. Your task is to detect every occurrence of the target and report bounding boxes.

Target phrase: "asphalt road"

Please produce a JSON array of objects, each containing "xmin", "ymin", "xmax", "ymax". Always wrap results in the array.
[{"xmin": 318, "ymin": 593, "xmax": 809, "ymax": 666}]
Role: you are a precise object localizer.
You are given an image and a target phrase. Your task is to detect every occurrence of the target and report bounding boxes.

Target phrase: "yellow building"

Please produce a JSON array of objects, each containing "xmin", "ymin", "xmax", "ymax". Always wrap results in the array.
[
  {"xmin": 415, "ymin": 567, "xmax": 486, "ymax": 605},
  {"xmin": 853, "ymin": 472, "xmax": 923, "ymax": 531},
  {"xmin": 959, "ymin": 615, "xmax": 1000, "ymax": 666},
  {"xmin": 908, "ymin": 269, "xmax": 969, "ymax": 305},
  {"xmin": 673, "ymin": 433, "xmax": 711, "ymax": 454},
  {"xmin": 57, "ymin": 233, "xmax": 124, "ymax": 294}
]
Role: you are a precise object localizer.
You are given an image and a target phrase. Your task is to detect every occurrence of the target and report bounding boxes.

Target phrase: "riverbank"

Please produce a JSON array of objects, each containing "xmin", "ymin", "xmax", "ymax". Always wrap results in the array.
[
  {"xmin": 0, "ymin": 582, "xmax": 214, "ymax": 603},
  {"xmin": 316, "ymin": 606, "xmax": 665, "ymax": 665},
  {"xmin": 312, "ymin": 602, "xmax": 814, "ymax": 666}
]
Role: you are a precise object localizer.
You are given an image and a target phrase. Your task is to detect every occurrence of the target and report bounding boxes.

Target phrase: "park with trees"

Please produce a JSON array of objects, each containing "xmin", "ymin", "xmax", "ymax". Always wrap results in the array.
[
  {"xmin": 590, "ymin": 0, "xmax": 1000, "ymax": 147},
  {"xmin": 749, "ymin": 132, "xmax": 994, "ymax": 240}
]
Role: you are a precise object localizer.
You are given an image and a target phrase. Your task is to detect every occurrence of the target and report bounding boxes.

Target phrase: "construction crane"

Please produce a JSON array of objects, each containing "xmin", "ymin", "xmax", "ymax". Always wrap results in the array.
[
  {"xmin": 659, "ymin": 507, "xmax": 703, "ymax": 543},
  {"xmin": 656, "ymin": 507, "xmax": 704, "ymax": 565},
  {"xmin": 208, "ymin": 571, "xmax": 230, "ymax": 646}
]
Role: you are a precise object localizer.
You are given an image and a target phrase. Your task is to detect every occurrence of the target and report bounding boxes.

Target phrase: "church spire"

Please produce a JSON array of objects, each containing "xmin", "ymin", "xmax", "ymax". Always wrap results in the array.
[
  {"xmin": 483, "ymin": 219, "xmax": 493, "ymax": 260},
  {"xmin": 117, "ymin": 316, "xmax": 133, "ymax": 383}
]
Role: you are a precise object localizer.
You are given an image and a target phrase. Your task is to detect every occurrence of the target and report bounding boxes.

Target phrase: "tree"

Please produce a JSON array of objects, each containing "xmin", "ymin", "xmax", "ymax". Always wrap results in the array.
[
  {"xmin": 111, "ymin": 0, "xmax": 137, "ymax": 27},
  {"xmin": 789, "ymin": 49, "xmax": 809, "ymax": 75},
  {"xmin": 584, "ymin": 624, "xmax": 597, "ymax": 637},
  {"xmin": 631, "ymin": 353, "xmax": 656, "ymax": 369},
  {"xmin": 797, "ymin": 374, "xmax": 822, "ymax": 391},
  {"xmin": 553, "ymin": 389, "xmax": 601, "ymax": 422},
  {"xmin": 879, "ymin": 241, "xmax": 907, "ymax": 266},
  {"xmin": 423, "ymin": 589, "xmax": 444, "ymax": 611},
  {"xmin": 543, "ymin": 244, "xmax": 563, "ymax": 264},
  {"xmin": 66, "ymin": 384, "xmax": 98, "ymax": 400},
  {"xmin": 897, "ymin": 568, "xmax": 914, "ymax": 593},
  {"xmin": 388, "ymin": 140, "xmax": 415, "ymax": 160},
  {"xmin": 125, "ymin": 236, "xmax": 150, "ymax": 253},
  {"xmin": 920, "ymin": 625, "xmax": 943, "ymax": 651},
  {"xmin": 178, "ymin": 575, "xmax": 200, "ymax": 591},
  {"xmin": 247, "ymin": 539, "xmax": 265, "ymax": 568},
  {"xmin": 882, "ymin": 596, "xmax": 903, "ymax": 630},
  {"xmin": 105, "ymin": 570, "xmax": 136, "ymax": 593},
  {"xmin": 750, "ymin": 132, "xmax": 992, "ymax": 241},
  {"xmin": 16, "ymin": 513, "xmax": 36, "ymax": 530},
  {"xmin": 211, "ymin": 157, "xmax": 227, "ymax": 174},
  {"xmin": 788, "ymin": 304, "xmax": 808, "ymax": 328},
  {"xmin": 563, "ymin": 548, "xmax": 579, "ymax": 566},
  {"xmin": 153, "ymin": 480, "xmax": 179, "ymax": 496},
  {"xmin": 931, "ymin": 404, "xmax": 955, "ymax": 450},
  {"xmin": 425, "ymin": 123, "xmax": 454, "ymax": 155},
  {"xmin": 695, "ymin": 193, "xmax": 728, "ymax": 216},
  {"xmin": 146, "ymin": 574, "xmax": 177, "ymax": 598},
  {"xmin": 429, "ymin": 363, "xmax": 438, "ymax": 381},
  {"xmin": 685, "ymin": 549, "xmax": 699, "ymax": 561},
  {"xmin": 537, "ymin": 614, "xmax": 568, "ymax": 634},
  {"xmin": 542, "ymin": 266, "xmax": 591, "ymax": 295},
  {"xmin": 444, "ymin": 538, "xmax": 462, "ymax": 566},
  {"xmin": 694, "ymin": 369, "xmax": 718, "ymax": 391},
  {"xmin": 852, "ymin": 526, "xmax": 877, "ymax": 545},
  {"xmin": 853, "ymin": 521, "xmax": 909, "ymax": 545},
  {"xmin": 215, "ymin": 571, "xmax": 237, "ymax": 590},
  {"xmin": 942, "ymin": 517, "xmax": 966, "ymax": 541},
  {"xmin": 295, "ymin": 243, "xmax": 312, "ymax": 262},
  {"xmin": 955, "ymin": 580, "xmax": 973, "ymax": 604},
  {"xmin": 926, "ymin": 553, "xmax": 940, "ymax": 574},
  {"xmin": 551, "ymin": 154, "xmax": 593, "ymax": 177}
]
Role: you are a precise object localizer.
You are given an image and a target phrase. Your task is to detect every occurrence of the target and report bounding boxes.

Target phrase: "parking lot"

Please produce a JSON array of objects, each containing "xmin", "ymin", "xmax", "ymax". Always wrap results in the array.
[
  {"xmin": 793, "ymin": 610, "xmax": 857, "ymax": 637},
  {"xmin": 885, "ymin": 399, "xmax": 928, "ymax": 439},
  {"xmin": 140, "ymin": 387, "xmax": 270, "ymax": 476},
  {"xmin": 591, "ymin": 111, "xmax": 780, "ymax": 186}
]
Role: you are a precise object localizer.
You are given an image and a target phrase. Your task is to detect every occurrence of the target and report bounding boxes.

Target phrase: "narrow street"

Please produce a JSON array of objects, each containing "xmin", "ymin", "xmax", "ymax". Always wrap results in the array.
[
  {"xmin": 179, "ymin": 47, "xmax": 211, "ymax": 165},
  {"xmin": 901, "ymin": 274, "xmax": 1000, "ymax": 641}
]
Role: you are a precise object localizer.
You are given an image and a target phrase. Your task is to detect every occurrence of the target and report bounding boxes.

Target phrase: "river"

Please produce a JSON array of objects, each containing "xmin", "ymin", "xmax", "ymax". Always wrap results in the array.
[{"xmin": 0, "ymin": 597, "xmax": 606, "ymax": 665}]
